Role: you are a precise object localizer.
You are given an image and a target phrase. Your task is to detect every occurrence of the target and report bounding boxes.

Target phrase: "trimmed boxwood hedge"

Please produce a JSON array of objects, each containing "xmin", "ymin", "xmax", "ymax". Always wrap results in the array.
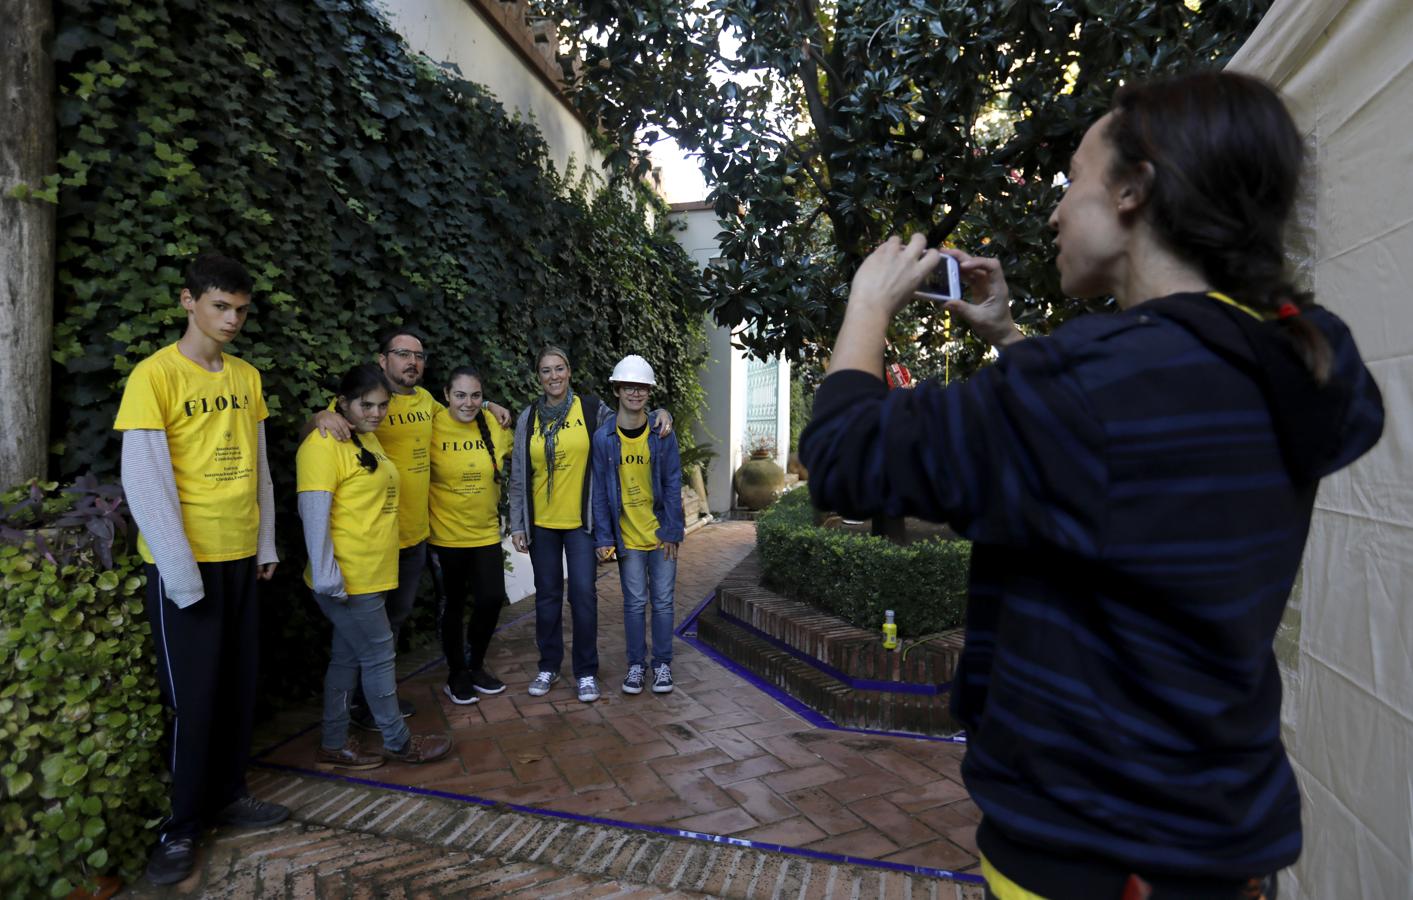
[{"xmin": 755, "ymin": 489, "xmax": 970, "ymax": 638}]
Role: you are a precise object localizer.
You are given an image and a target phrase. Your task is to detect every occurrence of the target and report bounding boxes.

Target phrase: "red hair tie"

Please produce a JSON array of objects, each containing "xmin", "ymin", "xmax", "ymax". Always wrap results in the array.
[{"xmin": 1276, "ymin": 301, "xmax": 1301, "ymax": 319}]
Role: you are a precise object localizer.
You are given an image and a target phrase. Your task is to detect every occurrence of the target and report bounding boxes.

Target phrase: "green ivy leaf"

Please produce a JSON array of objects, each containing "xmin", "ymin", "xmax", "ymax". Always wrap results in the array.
[{"xmin": 6, "ymin": 771, "xmax": 34, "ymax": 797}]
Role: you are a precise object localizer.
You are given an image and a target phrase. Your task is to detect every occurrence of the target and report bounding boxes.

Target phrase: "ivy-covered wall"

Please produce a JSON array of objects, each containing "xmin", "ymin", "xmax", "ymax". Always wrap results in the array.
[
  {"xmin": 45, "ymin": 0, "xmax": 707, "ymax": 700},
  {"xmin": 48, "ymin": 0, "xmax": 706, "ymax": 482}
]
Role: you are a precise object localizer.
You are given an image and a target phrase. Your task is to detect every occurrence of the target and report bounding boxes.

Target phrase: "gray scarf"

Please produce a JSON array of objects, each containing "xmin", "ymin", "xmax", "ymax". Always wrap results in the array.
[{"xmin": 535, "ymin": 388, "xmax": 576, "ymax": 500}]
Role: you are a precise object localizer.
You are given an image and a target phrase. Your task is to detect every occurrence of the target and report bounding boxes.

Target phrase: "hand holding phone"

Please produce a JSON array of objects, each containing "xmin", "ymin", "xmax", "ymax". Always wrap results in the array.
[
  {"xmin": 913, "ymin": 254, "xmax": 962, "ymax": 302},
  {"xmin": 934, "ymin": 248, "xmax": 1025, "ymax": 349}
]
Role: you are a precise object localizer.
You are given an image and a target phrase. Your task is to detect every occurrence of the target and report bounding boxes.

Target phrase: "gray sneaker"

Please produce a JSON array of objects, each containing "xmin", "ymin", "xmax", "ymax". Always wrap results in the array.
[
  {"xmin": 145, "ymin": 837, "xmax": 195, "ymax": 885},
  {"xmin": 577, "ymin": 675, "xmax": 601, "ymax": 703},
  {"xmin": 217, "ymin": 795, "xmax": 290, "ymax": 828},
  {"xmin": 528, "ymin": 671, "xmax": 559, "ymax": 697}
]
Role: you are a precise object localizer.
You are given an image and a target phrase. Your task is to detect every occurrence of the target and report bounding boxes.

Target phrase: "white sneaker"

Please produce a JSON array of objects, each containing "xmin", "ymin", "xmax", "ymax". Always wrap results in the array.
[
  {"xmin": 528, "ymin": 671, "xmax": 559, "ymax": 697},
  {"xmin": 577, "ymin": 675, "xmax": 601, "ymax": 703}
]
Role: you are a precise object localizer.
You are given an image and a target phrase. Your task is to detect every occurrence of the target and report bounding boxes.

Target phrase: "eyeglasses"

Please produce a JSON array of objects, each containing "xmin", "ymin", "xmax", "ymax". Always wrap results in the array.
[
  {"xmin": 387, "ymin": 348, "xmax": 427, "ymax": 362},
  {"xmin": 619, "ymin": 385, "xmax": 650, "ymax": 395}
]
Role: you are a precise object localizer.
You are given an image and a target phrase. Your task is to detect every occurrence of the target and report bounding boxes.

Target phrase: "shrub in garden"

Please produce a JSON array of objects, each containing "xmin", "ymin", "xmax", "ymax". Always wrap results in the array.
[
  {"xmin": 0, "ymin": 480, "xmax": 167, "ymax": 896},
  {"xmin": 755, "ymin": 489, "xmax": 970, "ymax": 637}
]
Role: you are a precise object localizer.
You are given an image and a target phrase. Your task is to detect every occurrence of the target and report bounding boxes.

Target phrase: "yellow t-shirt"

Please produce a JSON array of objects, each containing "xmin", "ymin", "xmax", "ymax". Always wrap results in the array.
[
  {"xmin": 617, "ymin": 427, "xmax": 659, "ymax": 551},
  {"xmin": 296, "ymin": 431, "xmax": 400, "ymax": 595},
  {"xmin": 980, "ymin": 855, "xmax": 1050, "ymax": 900},
  {"xmin": 428, "ymin": 411, "xmax": 512, "ymax": 548},
  {"xmin": 530, "ymin": 397, "xmax": 592, "ymax": 529},
  {"xmin": 333, "ymin": 386, "xmax": 442, "ymax": 548},
  {"xmin": 113, "ymin": 343, "xmax": 269, "ymax": 564}
]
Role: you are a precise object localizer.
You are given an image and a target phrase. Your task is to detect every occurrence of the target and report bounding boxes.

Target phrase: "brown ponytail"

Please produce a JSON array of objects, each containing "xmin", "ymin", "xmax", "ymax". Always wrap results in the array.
[
  {"xmin": 1105, "ymin": 71, "xmax": 1332, "ymax": 384},
  {"xmin": 1273, "ymin": 290, "xmax": 1332, "ymax": 384}
]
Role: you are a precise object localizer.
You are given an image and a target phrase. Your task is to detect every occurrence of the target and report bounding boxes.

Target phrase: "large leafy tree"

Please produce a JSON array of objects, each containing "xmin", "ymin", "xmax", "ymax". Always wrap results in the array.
[{"xmin": 537, "ymin": 0, "xmax": 1270, "ymax": 372}]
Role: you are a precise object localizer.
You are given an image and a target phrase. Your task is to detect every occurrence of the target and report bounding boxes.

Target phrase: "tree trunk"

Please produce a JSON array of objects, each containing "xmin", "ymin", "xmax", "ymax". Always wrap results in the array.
[{"xmin": 0, "ymin": 0, "xmax": 56, "ymax": 487}]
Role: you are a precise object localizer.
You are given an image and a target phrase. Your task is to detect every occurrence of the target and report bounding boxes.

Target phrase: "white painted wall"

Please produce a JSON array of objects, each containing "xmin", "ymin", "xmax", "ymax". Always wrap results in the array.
[
  {"xmin": 774, "ymin": 354, "xmax": 791, "ymax": 475},
  {"xmin": 671, "ymin": 205, "xmax": 741, "ymax": 512},
  {"xmin": 374, "ymin": 0, "xmax": 603, "ymax": 178},
  {"xmin": 670, "ymin": 204, "xmax": 791, "ymax": 513}
]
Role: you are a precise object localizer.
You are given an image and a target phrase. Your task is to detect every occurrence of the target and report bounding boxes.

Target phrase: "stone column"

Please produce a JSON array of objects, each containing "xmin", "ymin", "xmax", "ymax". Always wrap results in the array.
[{"xmin": 0, "ymin": 0, "xmax": 57, "ymax": 486}]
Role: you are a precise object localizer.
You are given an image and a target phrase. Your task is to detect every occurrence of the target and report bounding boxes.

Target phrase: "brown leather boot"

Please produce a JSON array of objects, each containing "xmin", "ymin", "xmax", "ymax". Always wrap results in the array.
[
  {"xmin": 315, "ymin": 736, "xmax": 385, "ymax": 771},
  {"xmin": 380, "ymin": 733, "xmax": 452, "ymax": 764}
]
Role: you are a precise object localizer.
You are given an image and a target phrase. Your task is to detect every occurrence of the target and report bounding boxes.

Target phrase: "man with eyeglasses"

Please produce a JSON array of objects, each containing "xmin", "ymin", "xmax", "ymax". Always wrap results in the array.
[{"xmin": 309, "ymin": 328, "xmax": 510, "ymax": 724}]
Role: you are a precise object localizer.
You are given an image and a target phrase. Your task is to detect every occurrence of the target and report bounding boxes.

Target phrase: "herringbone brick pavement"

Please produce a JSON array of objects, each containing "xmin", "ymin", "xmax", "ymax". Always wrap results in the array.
[{"xmin": 136, "ymin": 520, "xmax": 983, "ymax": 896}]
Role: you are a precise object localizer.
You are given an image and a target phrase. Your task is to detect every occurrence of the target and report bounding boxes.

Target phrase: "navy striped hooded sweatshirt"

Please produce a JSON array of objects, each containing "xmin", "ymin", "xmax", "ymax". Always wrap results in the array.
[{"xmin": 799, "ymin": 293, "xmax": 1383, "ymax": 893}]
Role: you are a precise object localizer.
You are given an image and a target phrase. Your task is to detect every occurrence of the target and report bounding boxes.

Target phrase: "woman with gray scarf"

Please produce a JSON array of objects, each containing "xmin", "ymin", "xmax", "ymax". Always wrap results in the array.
[{"xmin": 509, "ymin": 345, "xmax": 671, "ymax": 702}]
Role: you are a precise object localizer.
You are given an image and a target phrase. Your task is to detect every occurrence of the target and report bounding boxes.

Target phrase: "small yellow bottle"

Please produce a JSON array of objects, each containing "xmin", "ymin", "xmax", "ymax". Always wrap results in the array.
[{"xmin": 882, "ymin": 609, "xmax": 898, "ymax": 650}]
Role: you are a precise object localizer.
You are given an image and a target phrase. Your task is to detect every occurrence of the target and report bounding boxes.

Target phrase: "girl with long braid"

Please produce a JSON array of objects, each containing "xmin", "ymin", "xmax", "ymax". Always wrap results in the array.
[
  {"xmin": 508, "ymin": 346, "xmax": 671, "ymax": 703},
  {"xmin": 428, "ymin": 367, "xmax": 514, "ymax": 704},
  {"xmin": 297, "ymin": 364, "xmax": 452, "ymax": 770}
]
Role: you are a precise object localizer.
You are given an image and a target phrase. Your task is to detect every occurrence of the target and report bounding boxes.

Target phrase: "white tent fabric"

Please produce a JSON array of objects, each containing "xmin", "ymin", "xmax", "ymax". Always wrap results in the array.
[{"xmin": 1229, "ymin": 3, "xmax": 1413, "ymax": 898}]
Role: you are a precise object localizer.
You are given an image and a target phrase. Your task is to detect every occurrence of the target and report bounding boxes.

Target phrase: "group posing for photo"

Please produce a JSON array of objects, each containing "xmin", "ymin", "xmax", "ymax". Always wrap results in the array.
[{"xmin": 119, "ymin": 260, "xmax": 686, "ymax": 884}]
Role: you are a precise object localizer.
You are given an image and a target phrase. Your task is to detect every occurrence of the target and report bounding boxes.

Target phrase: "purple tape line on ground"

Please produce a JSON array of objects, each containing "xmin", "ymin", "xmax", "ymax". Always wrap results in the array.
[
  {"xmin": 675, "ymin": 589, "xmax": 717, "ymax": 637},
  {"xmin": 252, "ymin": 759, "xmax": 984, "ymax": 885},
  {"xmin": 680, "ymin": 593, "xmax": 967, "ymax": 745},
  {"xmin": 716, "ymin": 607, "xmax": 949, "ymax": 696},
  {"xmin": 252, "ymin": 607, "xmax": 538, "ymax": 761}
]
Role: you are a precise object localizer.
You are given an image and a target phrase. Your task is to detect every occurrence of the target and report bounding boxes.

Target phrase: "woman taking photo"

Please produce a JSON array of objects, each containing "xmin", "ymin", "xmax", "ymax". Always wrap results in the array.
[
  {"xmin": 508, "ymin": 346, "xmax": 670, "ymax": 703},
  {"xmin": 297, "ymin": 364, "xmax": 452, "ymax": 769},
  {"xmin": 428, "ymin": 366, "xmax": 514, "ymax": 704},
  {"xmin": 800, "ymin": 72, "xmax": 1383, "ymax": 900}
]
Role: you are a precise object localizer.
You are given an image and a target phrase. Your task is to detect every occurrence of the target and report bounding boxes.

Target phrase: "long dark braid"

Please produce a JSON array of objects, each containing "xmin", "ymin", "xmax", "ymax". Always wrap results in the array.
[
  {"xmin": 475, "ymin": 406, "xmax": 501, "ymax": 484},
  {"xmin": 446, "ymin": 366, "xmax": 501, "ymax": 482}
]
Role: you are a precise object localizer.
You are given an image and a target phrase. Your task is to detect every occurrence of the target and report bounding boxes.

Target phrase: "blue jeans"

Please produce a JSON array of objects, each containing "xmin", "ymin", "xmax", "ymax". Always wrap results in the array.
[
  {"xmin": 619, "ymin": 546, "xmax": 677, "ymax": 669},
  {"xmin": 313, "ymin": 591, "xmax": 410, "ymax": 752},
  {"xmin": 351, "ymin": 541, "xmax": 426, "ymax": 713},
  {"xmin": 529, "ymin": 525, "xmax": 598, "ymax": 677},
  {"xmin": 386, "ymin": 540, "xmax": 428, "ymax": 645}
]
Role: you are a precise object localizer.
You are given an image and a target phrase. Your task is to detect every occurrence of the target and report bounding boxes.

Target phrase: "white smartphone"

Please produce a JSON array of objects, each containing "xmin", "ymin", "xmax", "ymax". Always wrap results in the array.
[{"xmin": 914, "ymin": 254, "xmax": 961, "ymax": 302}]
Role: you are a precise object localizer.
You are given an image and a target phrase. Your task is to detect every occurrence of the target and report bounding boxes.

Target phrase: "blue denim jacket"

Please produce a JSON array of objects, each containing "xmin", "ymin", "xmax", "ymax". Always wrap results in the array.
[{"xmin": 590, "ymin": 414, "xmax": 685, "ymax": 552}]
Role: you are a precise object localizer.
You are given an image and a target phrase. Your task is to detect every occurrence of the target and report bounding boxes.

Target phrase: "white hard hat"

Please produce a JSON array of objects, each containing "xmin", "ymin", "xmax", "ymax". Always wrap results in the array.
[{"xmin": 610, "ymin": 354, "xmax": 656, "ymax": 387}]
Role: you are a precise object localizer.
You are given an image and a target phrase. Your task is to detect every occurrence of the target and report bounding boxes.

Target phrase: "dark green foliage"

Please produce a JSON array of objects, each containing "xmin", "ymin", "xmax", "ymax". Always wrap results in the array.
[
  {"xmin": 50, "ymin": 0, "xmax": 706, "ymax": 480},
  {"xmin": 538, "ymin": 0, "xmax": 1271, "ymax": 369},
  {"xmin": 47, "ymin": 0, "xmax": 708, "ymax": 700},
  {"xmin": 787, "ymin": 366, "xmax": 818, "ymax": 453},
  {"xmin": 755, "ymin": 490, "xmax": 969, "ymax": 637},
  {"xmin": 1, "ymin": 483, "xmax": 166, "ymax": 897}
]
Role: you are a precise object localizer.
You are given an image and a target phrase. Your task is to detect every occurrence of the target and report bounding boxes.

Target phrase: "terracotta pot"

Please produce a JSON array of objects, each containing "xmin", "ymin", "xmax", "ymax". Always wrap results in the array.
[{"xmin": 734, "ymin": 455, "xmax": 785, "ymax": 510}]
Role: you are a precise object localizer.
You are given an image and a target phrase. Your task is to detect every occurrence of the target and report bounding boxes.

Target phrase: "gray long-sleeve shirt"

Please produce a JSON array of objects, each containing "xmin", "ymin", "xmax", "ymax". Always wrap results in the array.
[{"xmin": 297, "ymin": 490, "xmax": 345, "ymax": 599}]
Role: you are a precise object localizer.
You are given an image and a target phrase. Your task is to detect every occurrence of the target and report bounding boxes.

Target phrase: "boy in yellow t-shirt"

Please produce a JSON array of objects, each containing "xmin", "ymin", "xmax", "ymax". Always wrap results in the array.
[
  {"xmin": 113, "ymin": 253, "xmax": 287, "ymax": 885},
  {"xmin": 590, "ymin": 356, "xmax": 685, "ymax": 696}
]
